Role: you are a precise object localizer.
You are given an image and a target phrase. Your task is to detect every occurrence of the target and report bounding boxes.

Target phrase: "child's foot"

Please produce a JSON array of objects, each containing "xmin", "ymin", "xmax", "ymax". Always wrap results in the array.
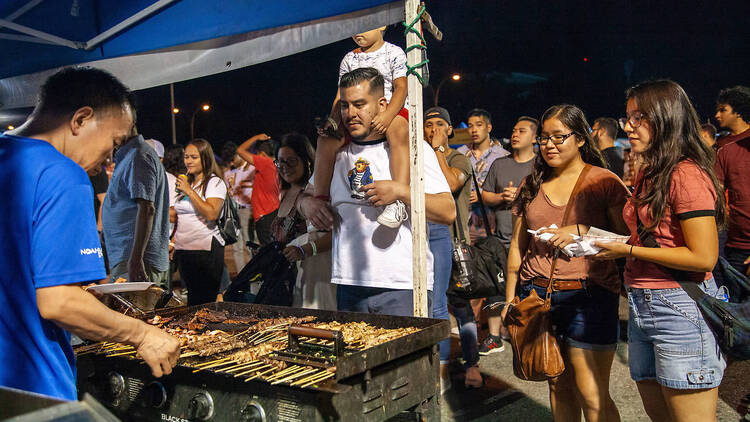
[{"xmin": 377, "ymin": 200, "xmax": 407, "ymax": 228}]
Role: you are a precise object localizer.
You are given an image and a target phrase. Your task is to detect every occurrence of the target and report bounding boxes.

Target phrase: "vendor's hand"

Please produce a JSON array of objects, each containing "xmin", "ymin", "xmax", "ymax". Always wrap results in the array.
[
  {"xmin": 469, "ymin": 190, "xmax": 479, "ymax": 204},
  {"xmin": 135, "ymin": 324, "xmax": 180, "ymax": 378},
  {"xmin": 128, "ymin": 258, "xmax": 147, "ymax": 282},
  {"xmin": 592, "ymin": 241, "xmax": 631, "ymax": 260},
  {"xmin": 371, "ymin": 113, "xmax": 394, "ymax": 135},
  {"xmin": 538, "ymin": 226, "xmax": 578, "ymax": 250},
  {"xmin": 300, "ymin": 195, "xmax": 335, "ymax": 231},
  {"xmin": 361, "ymin": 181, "xmax": 407, "ymax": 207},
  {"xmin": 174, "ymin": 176, "xmax": 194, "ymax": 196},
  {"xmin": 283, "ymin": 246, "xmax": 304, "ymax": 262}
]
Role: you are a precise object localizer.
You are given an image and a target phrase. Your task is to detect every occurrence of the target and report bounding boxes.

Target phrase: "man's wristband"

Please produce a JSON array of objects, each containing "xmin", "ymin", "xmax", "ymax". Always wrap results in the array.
[
  {"xmin": 309, "ymin": 241, "xmax": 317, "ymax": 256},
  {"xmin": 314, "ymin": 195, "xmax": 331, "ymax": 202}
]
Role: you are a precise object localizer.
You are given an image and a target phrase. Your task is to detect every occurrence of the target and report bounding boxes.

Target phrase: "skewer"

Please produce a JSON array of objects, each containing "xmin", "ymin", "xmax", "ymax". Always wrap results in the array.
[
  {"xmin": 107, "ymin": 350, "xmax": 138, "ymax": 357},
  {"xmin": 220, "ymin": 361, "xmax": 264, "ymax": 374},
  {"xmin": 265, "ymin": 365, "xmax": 302, "ymax": 380},
  {"xmin": 192, "ymin": 360, "xmax": 237, "ymax": 373},
  {"xmin": 234, "ymin": 364, "xmax": 272, "ymax": 378},
  {"xmin": 291, "ymin": 369, "xmax": 330, "ymax": 386},
  {"xmin": 271, "ymin": 368, "xmax": 318, "ymax": 385},
  {"xmin": 244, "ymin": 367, "xmax": 277, "ymax": 381},
  {"xmin": 299, "ymin": 371, "xmax": 335, "ymax": 388},
  {"xmin": 190, "ymin": 357, "xmax": 232, "ymax": 368},
  {"xmin": 179, "ymin": 351, "xmax": 199, "ymax": 359}
]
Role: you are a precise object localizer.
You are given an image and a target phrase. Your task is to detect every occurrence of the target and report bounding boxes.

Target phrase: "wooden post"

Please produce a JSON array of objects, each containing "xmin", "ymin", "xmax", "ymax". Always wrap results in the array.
[{"xmin": 405, "ymin": 0, "xmax": 428, "ymax": 318}]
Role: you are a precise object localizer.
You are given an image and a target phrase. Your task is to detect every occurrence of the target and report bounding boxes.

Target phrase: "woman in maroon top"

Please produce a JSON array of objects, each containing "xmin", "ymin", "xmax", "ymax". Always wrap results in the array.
[
  {"xmin": 502, "ymin": 105, "xmax": 629, "ymax": 422},
  {"xmin": 596, "ymin": 80, "xmax": 727, "ymax": 421}
]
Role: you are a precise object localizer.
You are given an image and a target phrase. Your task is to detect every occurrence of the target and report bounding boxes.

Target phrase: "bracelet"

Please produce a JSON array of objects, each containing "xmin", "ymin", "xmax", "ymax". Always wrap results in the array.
[
  {"xmin": 629, "ymin": 245, "xmax": 634, "ymax": 256},
  {"xmin": 576, "ymin": 223, "xmax": 581, "ymax": 236},
  {"xmin": 314, "ymin": 194, "xmax": 331, "ymax": 202},
  {"xmin": 326, "ymin": 116, "xmax": 338, "ymax": 132},
  {"xmin": 309, "ymin": 241, "xmax": 317, "ymax": 256},
  {"xmin": 295, "ymin": 245, "xmax": 306, "ymax": 259}
]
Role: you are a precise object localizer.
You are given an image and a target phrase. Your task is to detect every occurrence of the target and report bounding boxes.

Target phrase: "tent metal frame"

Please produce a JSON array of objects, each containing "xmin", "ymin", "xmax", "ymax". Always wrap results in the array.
[{"xmin": 0, "ymin": 0, "xmax": 177, "ymax": 50}]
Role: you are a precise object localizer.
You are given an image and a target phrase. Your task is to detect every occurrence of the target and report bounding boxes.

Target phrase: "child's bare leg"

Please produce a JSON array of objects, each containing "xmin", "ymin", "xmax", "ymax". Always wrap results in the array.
[
  {"xmin": 385, "ymin": 114, "xmax": 410, "ymax": 185},
  {"xmin": 313, "ymin": 136, "xmax": 345, "ymax": 198}
]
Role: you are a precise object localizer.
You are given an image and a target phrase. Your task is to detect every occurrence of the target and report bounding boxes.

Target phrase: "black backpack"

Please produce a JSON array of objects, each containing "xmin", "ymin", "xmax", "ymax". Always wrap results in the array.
[
  {"xmin": 217, "ymin": 192, "xmax": 241, "ymax": 246},
  {"xmin": 447, "ymin": 171, "xmax": 507, "ymax": 299},
  {"xmin": 223, "ymin": 242, "xmax": 295, "ymax": 306}
]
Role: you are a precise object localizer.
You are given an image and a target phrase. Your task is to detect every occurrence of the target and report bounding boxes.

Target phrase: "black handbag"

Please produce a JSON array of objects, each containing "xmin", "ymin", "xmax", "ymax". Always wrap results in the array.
[
  {"xmin": 633, "ymin": 183, "xmax": 750, "ymax": 360},
  {"xmin": 447, "ymin": 171, "xmax": 507, "ymax": 299}
]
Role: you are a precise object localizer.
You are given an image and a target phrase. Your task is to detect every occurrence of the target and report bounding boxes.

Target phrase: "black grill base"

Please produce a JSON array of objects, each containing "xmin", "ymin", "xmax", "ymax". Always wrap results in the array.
[{"xmin": 77, "ymin": 345, "xmax": 440, "ymax": 421}]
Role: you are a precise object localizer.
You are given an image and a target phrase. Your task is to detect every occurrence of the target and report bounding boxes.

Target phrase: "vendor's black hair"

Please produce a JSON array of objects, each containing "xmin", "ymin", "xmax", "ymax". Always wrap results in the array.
[{"xmin": 33, "ymin": 67, "xmax": 133, "ymax": 126}]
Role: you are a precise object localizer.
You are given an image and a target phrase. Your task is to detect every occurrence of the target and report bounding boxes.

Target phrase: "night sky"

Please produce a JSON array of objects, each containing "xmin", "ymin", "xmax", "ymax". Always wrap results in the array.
[{"xmin": 130, "ymin": 1, "xmax": 750, "ymax": 148}]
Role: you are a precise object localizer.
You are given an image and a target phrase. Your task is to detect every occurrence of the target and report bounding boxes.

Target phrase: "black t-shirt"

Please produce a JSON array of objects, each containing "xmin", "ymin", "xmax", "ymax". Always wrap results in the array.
[
  {"xmin": 601, "ymin": 147, "xmax": 624, "ymax": 179},
  {"xmin": 89, "ymin": 169, "xmax": 109, "ymax": 219}
]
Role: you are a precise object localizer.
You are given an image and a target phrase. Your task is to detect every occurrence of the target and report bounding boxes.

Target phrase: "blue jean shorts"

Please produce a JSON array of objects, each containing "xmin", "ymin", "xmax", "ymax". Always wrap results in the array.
[
  {"xmin": 627, "ymin": 278, "xmax": 727, "ymax": 389},
  {"xmin": 518, "ymin": 281, "xmax": 620, "ymax": 351}
]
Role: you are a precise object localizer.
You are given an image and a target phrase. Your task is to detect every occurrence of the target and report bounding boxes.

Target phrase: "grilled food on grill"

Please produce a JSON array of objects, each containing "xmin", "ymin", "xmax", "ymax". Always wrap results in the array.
[{"xmin": 227, "ymin": 341, "xmax": 286, "ymax": 363}]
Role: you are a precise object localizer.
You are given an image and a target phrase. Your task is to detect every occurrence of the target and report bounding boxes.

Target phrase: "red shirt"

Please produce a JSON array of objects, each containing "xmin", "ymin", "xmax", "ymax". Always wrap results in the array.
[
  {"xmin": 716, "ymin": 137, "xmax": 750, "ymax": 249},
  {"xmin": 249, "ymin": 154, "xmax": 280, "ymax": 221},
  {"xmin": 624, "ymin": 161, "xmax": 717, "ymax": 289},
  {"xmin": 716, "ymin": 127, "xmax": 750, "ymax": 149}
]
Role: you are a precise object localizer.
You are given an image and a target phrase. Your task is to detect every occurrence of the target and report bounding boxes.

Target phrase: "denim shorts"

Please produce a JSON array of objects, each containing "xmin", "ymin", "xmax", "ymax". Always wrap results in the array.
[
  {"xmin": 518, "ymin": 281, "xmax": 620, "ymax": 351},
  {"xmin": 627, "ymin": 278, "xmax": 727, "ymax": 389}
]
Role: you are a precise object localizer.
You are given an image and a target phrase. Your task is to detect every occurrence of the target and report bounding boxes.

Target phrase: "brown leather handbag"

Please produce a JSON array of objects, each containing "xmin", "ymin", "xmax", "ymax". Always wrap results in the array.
[{"xmin": 504, "ymin": 164, "xmax": 591, "ymax": 381}]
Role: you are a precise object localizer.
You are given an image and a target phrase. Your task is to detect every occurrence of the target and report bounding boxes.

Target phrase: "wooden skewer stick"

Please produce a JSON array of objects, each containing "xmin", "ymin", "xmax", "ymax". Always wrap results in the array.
[
  {"xmin": 271, "ymin": 368, "xmax": 318, "ymax": 385},
  {"xmin": 233, "ymin": 364, "xmax": 271, "ymax": 378},
  {"xmin": 191, "ymin": 357, "xmax": 232, "ymax": 368},
  {"xmin": 291, "ymin": 370, "xmax": 330, "ymax": 386},
  {"xmin": 179, "ymin": 351, "xmax": 200, "ymax": 359},
  {"xmin": 192, "ymin": 360, "xmax": 237, "ymax": 373},
  {"xmin": 299, "ymin": 372, "xmax": 335, "ymax": 388},
  {"xmin": 217, "ymin": 361, "xmax": 263, "ymax": 374},
  {"xmin": 244, "ymin": 367, "xmax": 277, "ymax": 381},
  {"xmin": 107, "ymin": 350, "xmax": 138, "ymax": 357},
  {"xmin": 265, "ymin": 365, "xmax": 302, "ymax": 380}
]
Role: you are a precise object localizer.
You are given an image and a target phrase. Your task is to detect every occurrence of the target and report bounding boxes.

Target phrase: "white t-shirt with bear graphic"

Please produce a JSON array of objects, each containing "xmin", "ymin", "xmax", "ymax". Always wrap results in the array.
[{"xmin": 330, "ymin": 139, "xmax": 450, "ymax": 291}]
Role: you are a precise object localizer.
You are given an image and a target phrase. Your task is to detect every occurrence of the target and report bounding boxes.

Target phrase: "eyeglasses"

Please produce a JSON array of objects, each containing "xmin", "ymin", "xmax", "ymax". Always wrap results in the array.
[
  {"xmin": 536, "ymin": 132, "xmax": 576, "ymax": 146},
  {"xmin": 619, "ymin": 112, "xmax": 647, "ymax": 130},
  {"xmin": 274, "ymin": 157, "xmax": 300, "ymax": 168}
]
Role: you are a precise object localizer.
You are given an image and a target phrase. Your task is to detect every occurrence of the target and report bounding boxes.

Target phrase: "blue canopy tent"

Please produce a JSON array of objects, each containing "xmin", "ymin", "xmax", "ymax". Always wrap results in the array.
[{"xmin": 0, "ymin": 0, "xmax": 403, "ymax": 111}]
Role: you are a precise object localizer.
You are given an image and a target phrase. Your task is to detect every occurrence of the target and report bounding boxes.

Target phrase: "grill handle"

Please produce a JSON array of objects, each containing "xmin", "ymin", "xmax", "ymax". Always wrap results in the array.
[{"xmin": 288, "ymin": 325, "xmax": 345, "ymax": 357}]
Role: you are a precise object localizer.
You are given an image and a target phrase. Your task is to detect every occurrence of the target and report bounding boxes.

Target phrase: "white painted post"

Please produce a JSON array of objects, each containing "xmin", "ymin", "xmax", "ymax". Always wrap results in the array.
[{"xmin": 405, "ymin": 0, "xmax": 428, "ymax": 318}]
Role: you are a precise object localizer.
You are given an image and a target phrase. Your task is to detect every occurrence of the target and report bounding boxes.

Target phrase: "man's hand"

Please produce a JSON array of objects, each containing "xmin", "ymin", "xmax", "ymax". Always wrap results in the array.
[
  {"xmin": 135, "ymin": 324, "xmax": 180, "ymax": 378},
  {"xmin": 469, "ymin": 190, "xmax": 479, "ymax": 204},
  {"xmin": 371, "ymin": 113, "xmax": 395, "ymax": 135},
  {"xmin": 501, "ymin": 181, "xmax": 518, "ymax": 202},
  {"xmin": 283, "ymin": 246, "xmax": 304, "ymax": 263},
  {"xmin": 299, "ymin": 196, "xmax": 336, "ymax": 231},
  {"xmin": 361, "ymin": 181, "xmax": 407, "ymax": 207},
  {"xmin": 429, "ymin": 128, "xmax": 448, "ymax": 150},
  {"xmin": 128, "ymin": 258, "xmax": 147, "ymax": 282}
]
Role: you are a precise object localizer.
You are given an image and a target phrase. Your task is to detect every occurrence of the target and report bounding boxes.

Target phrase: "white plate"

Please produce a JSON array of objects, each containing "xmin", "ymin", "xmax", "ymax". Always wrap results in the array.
[{"xmin": 86, "ymin": 282, "xmax": 154, "ymax": 294}]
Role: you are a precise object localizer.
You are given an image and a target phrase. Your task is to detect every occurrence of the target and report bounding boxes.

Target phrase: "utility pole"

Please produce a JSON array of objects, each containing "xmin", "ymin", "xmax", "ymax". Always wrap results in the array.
[{"xmin": 170, "ymin": 83, "xmax": 177, "ymax": 144}]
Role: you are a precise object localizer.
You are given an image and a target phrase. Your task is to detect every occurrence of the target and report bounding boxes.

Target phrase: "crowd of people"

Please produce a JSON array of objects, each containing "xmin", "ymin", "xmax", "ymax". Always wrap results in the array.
[{"xmin": 1, "ymin": 23, "xmax": 749, "ymax": 422}]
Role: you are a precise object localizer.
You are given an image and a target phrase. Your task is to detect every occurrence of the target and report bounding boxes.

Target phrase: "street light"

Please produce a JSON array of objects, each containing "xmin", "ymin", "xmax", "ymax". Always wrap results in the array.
[
  {"xmin": 172, "ymin": 108, "xmax": 180, "ymax": 114},
  {"xmin": 7, "ymin": 125, "xmax": 14, "ymax": 130},
  {"xmin": 190, "ymin": 103, "xmax": 211, "ymax": 140},
  {"xmin": 433, "ymin": 73, "xmax": 461, "ymax": 107}
]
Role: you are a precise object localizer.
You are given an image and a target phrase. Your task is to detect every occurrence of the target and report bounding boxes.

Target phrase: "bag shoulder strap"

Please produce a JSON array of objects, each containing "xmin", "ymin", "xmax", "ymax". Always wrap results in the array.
[
  {"xmin": 632, "ymin": 181, "xmax": 704, "ymax": 301},
  {"xmin": 471, "ymin": 170, "xmax": 494, "ymax": 238},
  {"xmin": 546, "ymin": 164, "xmax": 592, "ymax": 293}
]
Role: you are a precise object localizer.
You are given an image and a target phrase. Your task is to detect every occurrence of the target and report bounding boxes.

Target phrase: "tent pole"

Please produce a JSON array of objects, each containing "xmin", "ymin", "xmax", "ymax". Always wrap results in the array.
[
  {"xmin": 405, "ymin": 0, "xmax": 428, "ymax": 318},
  {"xmin": 170, "ymin": 83, "xmax": 177, "ymax": 145}
]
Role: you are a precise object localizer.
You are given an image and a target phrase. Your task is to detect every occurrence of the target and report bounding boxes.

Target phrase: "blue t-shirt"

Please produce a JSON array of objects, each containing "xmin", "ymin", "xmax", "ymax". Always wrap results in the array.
[
  {"xmin": 102, "ymin": 135, "xmax": 170, "ymax": 272},
  {"xmin": 0, "ymin": 134, "xmax": 106, "ymax": 400}
]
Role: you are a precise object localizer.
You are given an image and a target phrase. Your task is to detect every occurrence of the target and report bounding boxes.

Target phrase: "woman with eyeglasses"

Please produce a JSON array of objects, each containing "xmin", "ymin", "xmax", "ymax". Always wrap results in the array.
[
  {"xmin": 595, "ymin": 80, "xmax": 727, "ymax": 421},
  {"xmin": 501, "ymin": 104, "xmax": 629, "ymax": 422}
]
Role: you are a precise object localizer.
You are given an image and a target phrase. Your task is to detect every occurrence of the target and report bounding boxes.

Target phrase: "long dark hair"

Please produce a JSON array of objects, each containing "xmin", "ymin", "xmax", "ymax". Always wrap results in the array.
[
  {"xmin": 626, "ymin": 80, "xmax": 726, "ymax": 230},
  {"xmin": 276, "ymin": 133, "xmax": 315, "ymax": 190},
  {"xmin": 514, "ymin": 104, "xmax": 606, "ymax": 213},
  {"xmin": 186, "ymin": 138, "xmax": 223, "ymax": 196},
  {"xmin": 163, "ymin": 144, "xmax": 186, "ymax": 177}
]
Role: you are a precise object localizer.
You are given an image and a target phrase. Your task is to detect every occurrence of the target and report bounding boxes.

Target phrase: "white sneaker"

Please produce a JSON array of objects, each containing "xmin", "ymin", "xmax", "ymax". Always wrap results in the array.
[{"xmin": 377, "ymin": 200, "xmax": 408, "ymax": 228}]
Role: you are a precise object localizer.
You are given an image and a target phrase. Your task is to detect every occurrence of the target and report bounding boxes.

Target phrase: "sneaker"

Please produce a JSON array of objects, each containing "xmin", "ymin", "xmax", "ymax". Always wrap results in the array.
[
  {"xmin": 478, "ymin": 335, "xmax": 505, "ymax": 356},
  {"xmin": 377, "ymin": 200, "xmax": 408, "ymax": 228}
]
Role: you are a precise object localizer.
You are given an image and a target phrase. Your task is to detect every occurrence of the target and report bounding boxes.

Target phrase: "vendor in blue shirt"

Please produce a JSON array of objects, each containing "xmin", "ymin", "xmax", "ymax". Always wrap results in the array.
[{"xmin": 0, "ymin": 67, "xmax": 180, "ymax": 401}]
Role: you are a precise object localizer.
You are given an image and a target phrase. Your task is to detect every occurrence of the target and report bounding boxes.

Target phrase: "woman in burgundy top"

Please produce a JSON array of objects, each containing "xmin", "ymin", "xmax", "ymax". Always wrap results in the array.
[
  {"xmin": 502, "ymin": 104, "xmax": 629, "ymax": 422},
  {"xmin": 596, "ymin": 80, "xmax": 727, "ymax": 421}
]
